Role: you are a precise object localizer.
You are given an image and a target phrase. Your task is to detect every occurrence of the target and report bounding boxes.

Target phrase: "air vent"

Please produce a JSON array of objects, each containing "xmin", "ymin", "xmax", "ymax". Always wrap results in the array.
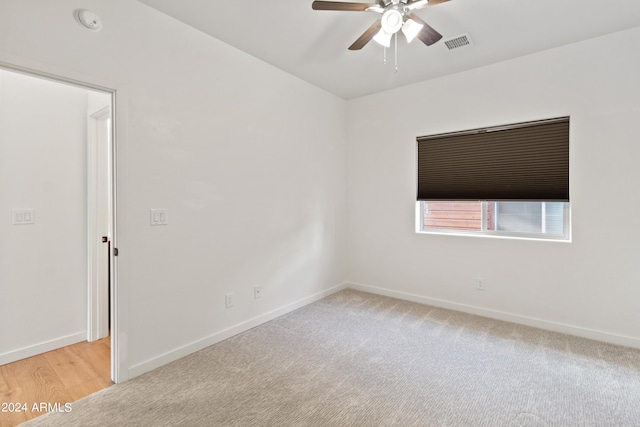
[{"xmin": 444, "ymin": 33, "xmax": 473, "ymax": 50}]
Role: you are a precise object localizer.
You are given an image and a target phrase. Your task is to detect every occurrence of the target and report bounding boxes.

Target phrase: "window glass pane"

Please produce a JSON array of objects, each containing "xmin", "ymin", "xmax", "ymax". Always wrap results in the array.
[
  {"xmin": 495, "ymin": 202, "xmax": 542, "ymax": 233},
  {"xmin": 544, "ymin": 202, "xmax": 565, "ymax": 235},
  {"xmin": 420, "ymin": 201, "xmax": 568, "ymax": 239},
  {"xmin": 422, "ymin": 201, "xmax": 482, "ymax": 231}
]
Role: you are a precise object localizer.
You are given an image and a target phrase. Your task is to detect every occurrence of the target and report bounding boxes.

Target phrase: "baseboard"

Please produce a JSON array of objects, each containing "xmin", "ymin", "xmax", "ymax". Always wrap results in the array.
[
  {"xmin": 348, "ymin": 282, "xmax": 640, "ymax": 350},
  {"xmin": 0, "ymin": 332, "xmax": 86, "ymax": 365},
  {"xmin": 128, "ymin": 282, "xmax": 348, "ymax": 379}
]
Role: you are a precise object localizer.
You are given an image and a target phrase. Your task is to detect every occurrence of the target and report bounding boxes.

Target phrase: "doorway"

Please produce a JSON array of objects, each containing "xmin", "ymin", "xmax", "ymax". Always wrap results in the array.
[{"xmin": 0, "ymin": 65, "xmax": 117, "ymax": 382}]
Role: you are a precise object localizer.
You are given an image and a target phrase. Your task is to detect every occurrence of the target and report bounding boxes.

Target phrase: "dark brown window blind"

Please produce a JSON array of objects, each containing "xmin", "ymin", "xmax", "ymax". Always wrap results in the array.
[{"xmin": 416, "ymin": 117, "xmax": 569, "ymax": 202}]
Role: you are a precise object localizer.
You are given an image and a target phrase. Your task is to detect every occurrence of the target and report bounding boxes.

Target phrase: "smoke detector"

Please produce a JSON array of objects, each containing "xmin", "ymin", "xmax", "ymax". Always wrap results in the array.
[{"xmin": 74, "ymin": 9, "xmax": 102, "ymax": 32}]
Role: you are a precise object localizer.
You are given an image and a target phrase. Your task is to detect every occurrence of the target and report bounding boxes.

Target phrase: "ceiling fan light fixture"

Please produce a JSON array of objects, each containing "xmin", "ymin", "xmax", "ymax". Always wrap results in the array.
[
  {"xmin": 311, "ymin": 0, "xmax": 449, "ymax": 55},
  {"xmin": 402, "ymin": 18, "xmax": 424, "ymax": 43},
  {"xmin": 373, "ymin": 28, "xmax": 392, "ymax": 47},
  {"xmin": 380, "ymin": 9, "xmax": 403, "ymax": 34}
]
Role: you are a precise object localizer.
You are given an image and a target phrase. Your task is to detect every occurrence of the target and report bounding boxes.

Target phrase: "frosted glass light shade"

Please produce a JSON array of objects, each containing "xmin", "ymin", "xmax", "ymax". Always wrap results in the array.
[
  {"xmin": 380, "ymin": 10, "xmax": 403, "ymax": 34},
  {"xmin": 402, "ymin": 18, "xmax": 424, "ymax": 43},
  {"xmin": 373, "ymin": 29, "xmax": 392, "ymax": 47}
]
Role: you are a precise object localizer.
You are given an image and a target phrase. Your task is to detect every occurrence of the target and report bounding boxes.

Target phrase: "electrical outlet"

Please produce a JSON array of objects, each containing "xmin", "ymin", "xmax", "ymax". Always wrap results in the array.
[
  {"xmin": 225, "ymin": 292, "xmax": 234, "ymax": 308},
  {"xmin": 254, "ymin": 285, "xmax": 262, "ymax": 299},
  {"xmin": 476, "ymin": 278, "xmax": 485, "ymax": 291}
]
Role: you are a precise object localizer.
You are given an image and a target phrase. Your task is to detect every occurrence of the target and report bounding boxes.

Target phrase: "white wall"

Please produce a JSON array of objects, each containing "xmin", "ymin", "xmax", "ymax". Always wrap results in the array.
[
  {"xmin": 347, "ymin": 26, "xmax": 640, "ymax": 347},
  {"xmin": 0, "ymin": 69, "xmax": 89, "ymax": 362},
  {"xmin": 0, "ymin": 0, "xmax": 347, "ymax": 378},
  {"xmin": 5, "ymin": 0, "xmax": 635, "ymax": 382}
]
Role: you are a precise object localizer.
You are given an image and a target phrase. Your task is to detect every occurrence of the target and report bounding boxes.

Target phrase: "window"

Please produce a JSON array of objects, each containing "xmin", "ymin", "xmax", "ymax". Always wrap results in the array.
[
  {"xmin": 416, "ymin": 118, "xmax": 570, "ymax": 240},
  {"xmin": 419, "ymin": 201, "xmax": 569, "ymax": 239}
]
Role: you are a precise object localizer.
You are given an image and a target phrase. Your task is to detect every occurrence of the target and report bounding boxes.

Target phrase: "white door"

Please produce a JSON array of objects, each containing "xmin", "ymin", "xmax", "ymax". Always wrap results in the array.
[{"xmin": 88, "ymin": 106, "xmax": 112, "ymax": 341}]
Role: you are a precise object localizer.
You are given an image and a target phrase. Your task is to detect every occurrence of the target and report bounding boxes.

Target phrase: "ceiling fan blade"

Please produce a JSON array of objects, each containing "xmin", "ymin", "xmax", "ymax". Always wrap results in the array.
[
  {"xmin": 406, "ymin": 0, "xmax": 451, "ymax": 11},
  {"xmin": 406, "ymin": 12, "xmax": 442, "ymax": 46},
  {"xmin": 348, "ymin": 20, "xmax": 382, "ymax": 50},
  {"xmin": 312, "ymin": 1, "xmax": 380, "ymax": 11}
]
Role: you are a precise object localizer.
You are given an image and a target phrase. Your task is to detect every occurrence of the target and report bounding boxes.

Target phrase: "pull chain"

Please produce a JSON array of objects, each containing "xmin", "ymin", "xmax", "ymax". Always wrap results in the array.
[
  {"xmin": 394, "ymin": 33, "xmax": 398, "ymax": 73},
  {"xmin": 383, "ymin": 46, "xmax": 387, "ymax": 65}
]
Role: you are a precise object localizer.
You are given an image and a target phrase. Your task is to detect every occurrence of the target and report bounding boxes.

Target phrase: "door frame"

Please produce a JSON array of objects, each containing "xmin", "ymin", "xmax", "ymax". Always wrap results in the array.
[{"xmin": 0, "ymin": 61, "xmax": 124, "ymax": 383}]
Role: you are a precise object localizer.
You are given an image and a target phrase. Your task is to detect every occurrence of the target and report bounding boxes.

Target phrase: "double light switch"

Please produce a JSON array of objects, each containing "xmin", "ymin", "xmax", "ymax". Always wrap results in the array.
[
  {"xmin": 13, "ymin": 209, "xmax": 34, "ymax": 225},
  {"xmin": 150, "ymin": 208, "xmax": 168, "ymax": 226}
]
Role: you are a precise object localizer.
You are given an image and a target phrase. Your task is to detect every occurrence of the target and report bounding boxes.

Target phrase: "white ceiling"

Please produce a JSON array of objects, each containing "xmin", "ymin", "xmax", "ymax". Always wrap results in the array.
[{"xmin": 136, "ymin": 0, "xmax": 640, "ymax": 99}]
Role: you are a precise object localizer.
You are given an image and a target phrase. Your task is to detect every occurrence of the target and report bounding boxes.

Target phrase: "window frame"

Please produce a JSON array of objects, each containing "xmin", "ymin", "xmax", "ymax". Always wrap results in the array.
[{"xmin": 415, "ymin": 201, "xmax": 571, "ymax": 242}]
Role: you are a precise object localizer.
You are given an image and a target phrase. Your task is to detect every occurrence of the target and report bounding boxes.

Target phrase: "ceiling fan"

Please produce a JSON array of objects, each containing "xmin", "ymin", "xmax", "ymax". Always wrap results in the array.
[{"xmin": 312, "ymin": 0, "xmax": 450, "ymax": 50}]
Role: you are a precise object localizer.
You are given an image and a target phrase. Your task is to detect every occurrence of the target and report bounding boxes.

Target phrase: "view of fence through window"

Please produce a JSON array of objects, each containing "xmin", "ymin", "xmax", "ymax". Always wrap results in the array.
[{"xmin": 421, "ymin": 201, "xmax": 567, "ymax": 236}]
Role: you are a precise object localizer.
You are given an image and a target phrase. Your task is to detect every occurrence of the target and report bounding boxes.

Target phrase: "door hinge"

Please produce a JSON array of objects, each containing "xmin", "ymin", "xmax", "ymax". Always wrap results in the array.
[
  {"xmin": 113, "ymin": 248, "xmax": 119, "ymax": 256},
  {"xmin": 102, "ymin": 236, "xmax": 108, "ymax": 243}
]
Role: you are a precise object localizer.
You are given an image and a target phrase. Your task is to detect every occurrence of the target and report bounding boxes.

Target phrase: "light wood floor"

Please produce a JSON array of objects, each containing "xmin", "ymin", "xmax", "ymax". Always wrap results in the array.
[{"xmin": 0, "ymin": 337, "xmax": 112, "ymax": 427}]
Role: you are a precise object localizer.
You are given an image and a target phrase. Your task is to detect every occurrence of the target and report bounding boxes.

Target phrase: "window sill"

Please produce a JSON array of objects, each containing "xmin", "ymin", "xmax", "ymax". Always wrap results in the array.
[{"xmin": 415, "ymin": 229, "xmax": 571, "ymax": 243}]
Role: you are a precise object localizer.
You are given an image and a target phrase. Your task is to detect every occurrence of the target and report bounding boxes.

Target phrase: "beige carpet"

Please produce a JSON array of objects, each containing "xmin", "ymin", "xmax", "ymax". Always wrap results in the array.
[{"xmin": 24, "ymin": 289, "xmax": 640, "ymax": 426}]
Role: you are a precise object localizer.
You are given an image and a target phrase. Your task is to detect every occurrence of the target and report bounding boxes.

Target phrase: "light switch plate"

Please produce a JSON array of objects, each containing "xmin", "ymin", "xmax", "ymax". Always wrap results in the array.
[
  {"xmin": 13, "ymin": 209, "xmax": 34, "ymax": 225},
  {"xmin": 150, "ymin": 208, "xmax": 168, "ymax": 226}
]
